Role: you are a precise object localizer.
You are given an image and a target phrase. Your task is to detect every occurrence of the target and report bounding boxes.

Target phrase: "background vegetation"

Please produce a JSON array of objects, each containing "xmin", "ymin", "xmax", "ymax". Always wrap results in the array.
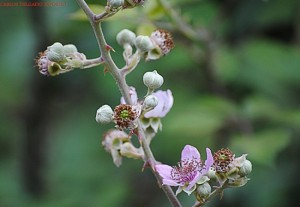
[{"xmin": 0, "ymin": 0, "xmax": 300, "ymax": 206}]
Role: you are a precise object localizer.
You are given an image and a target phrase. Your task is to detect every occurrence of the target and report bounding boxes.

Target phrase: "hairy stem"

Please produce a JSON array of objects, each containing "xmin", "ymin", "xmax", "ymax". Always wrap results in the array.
[
  {"xmin": 82, "ymin": 57, "xmax": 104, "ymax": 69},
  {"xmin": 75, "ymin": 1, "xmax": 182, "ymax": 206}
]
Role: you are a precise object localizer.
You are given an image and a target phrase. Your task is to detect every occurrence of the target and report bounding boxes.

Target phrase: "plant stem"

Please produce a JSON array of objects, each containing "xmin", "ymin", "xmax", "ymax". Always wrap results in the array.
[
  {"xmin": 75, "ymin": 1, "xmax": 182, "ymax": 206},
  {"xmin": 192, "ymin": 180, "xmax": 228, "ymax": 207},
  {"xmin": 81, "ymin": 57, "xmax": 104, "ymax": 69}
]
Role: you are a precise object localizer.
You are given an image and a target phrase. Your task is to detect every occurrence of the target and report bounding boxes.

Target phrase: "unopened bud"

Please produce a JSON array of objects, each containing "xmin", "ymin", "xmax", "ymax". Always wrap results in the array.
[
  {"xmin": 196, "ymin": 182, "xmax": 211, "ymax": 198},
  {"xmin": 108, "ymin": 0, "xmax": 124, "ymax": 8},
  {"xmin": 207, "ymin": 167, "xmax": 217, "ymax": 180},
  {"xmin": 135, "ymin": 35, "xmax": 155, "ymax": 52},
  {"xmin": 63, "ymin": 44, "xmax": 78, "ymax": 55},
  {"xmin": 47, "ymin": 42, "xmax": 65, "ymax": 62},
  {"xmin": 239, "ymin": 160, "xmax": 252, "ymax": 176},
  {"xmin": 144, "ymin": 95, "xmax": 158, "ymax": 110},
  {"xmin": 116, "ymin": 29, "xmax": 136, "ymax": 46},
  {"xmin": 143, "ymin": 70, "xmax": 164, "ymax": 90},
  {"xmin": 96, "ymin": 105, "xmax": 114, "ymax": 124}
]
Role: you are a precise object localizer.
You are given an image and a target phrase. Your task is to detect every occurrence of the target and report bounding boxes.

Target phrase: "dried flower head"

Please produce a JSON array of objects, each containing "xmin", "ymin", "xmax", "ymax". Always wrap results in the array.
[
  {"xmin": 213, "ymin": 148, "xmax": 234, "ymax": 173},
  {"xmin": 35, "ymin": 51, "xmax": 51, "ymax": 76},
  {"xmin": 150, "ymin": 29, "xmax": 174, "ymax": 55},
  {"xmin": 113, "ymin": 104, "xmax": 141, "ymax": 130}
]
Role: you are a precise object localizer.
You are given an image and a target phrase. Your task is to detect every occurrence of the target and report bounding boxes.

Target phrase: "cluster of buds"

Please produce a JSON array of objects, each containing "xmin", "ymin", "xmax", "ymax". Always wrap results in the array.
[
  {"xmin": 102, "ymin": 129, "xmax": 144, "ymax": 167},
  {"xmin": 35, "ymin": 42, "xmax": 87, "ymax": 76},
  {"xmin": 116, "ymin": 29, "xmax": 174, "ymax": 62},
  {"xmin": 96, "ymin": 71, "xmax": 173, "ymax": 166},
  {"xmin": 155, "ymin": 146, "xmax": 252, "ymax": 205}
]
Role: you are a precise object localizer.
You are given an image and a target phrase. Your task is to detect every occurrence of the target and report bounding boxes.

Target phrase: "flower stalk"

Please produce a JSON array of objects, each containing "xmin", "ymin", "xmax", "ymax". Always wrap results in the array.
[{"xmin": 75, "ymin": 0, "xmax": 181, "ymax": 206}]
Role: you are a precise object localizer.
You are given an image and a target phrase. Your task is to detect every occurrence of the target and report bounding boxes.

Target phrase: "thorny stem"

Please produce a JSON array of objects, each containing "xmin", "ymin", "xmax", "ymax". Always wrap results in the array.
[{"xmin": 75, "ymin": 1, "xmax": 182, "ymax": 206}]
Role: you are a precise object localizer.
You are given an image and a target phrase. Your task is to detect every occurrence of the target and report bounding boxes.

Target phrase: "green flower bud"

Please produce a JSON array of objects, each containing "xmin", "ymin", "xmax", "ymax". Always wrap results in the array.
[
  {"xmin": 47, "ymin": 42, "xmax": 65, "ymax": 62},
  {"xmin": 144, "ymin": 95, "xmax": 158, "ymax": 110},
  {"xmin": 207, "ymin": 167, "xmax": 217, "ymax": 180},
  {"xmin": 239, "ymin": 160, "xmax": 252, "ymax": 176},
  {"xmin": 116, "ymin": 29, "xmax": 136, "ymax": 46},
  {"xmin": 108, "ymin": 0, "xmax": 124, "ymax": 8},
  {"xmin": 196, "ymin": 182, "xmax": 211, "ymax": 199},
  {"xmin": 143, "ymin": 70, "xmax": 164, "ymax": 90},
  {"xmin": 135, "ymin": 35, "xmax": 155, "ymax": 53},
  {"xmin": 96, "ymin": 105, "xmax": 114, "ymax": 124},
  {"xmin": 63, "ymin": 44, "xmax": 78, "ymax": 55}
]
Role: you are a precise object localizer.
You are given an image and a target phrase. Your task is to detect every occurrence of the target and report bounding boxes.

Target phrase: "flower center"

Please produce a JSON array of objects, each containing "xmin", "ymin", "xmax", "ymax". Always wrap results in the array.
[
  {"xmin": 120, "ymin": 110, "xmax": 129, "ymax": 119},
  {"xmin": 213, "ymin": 148, "xmax": 234, "ymax": 173},
  {"xmin": 171, "ymin": 158, "xmax": 202, "ymax": 184}
]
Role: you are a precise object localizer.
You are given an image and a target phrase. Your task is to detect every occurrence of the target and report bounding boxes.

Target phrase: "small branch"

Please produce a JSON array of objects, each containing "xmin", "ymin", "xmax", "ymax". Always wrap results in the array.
[
  {"xmin": 81, "ymin": 57, "xmax": 104, "ymax": 69},
  {"xmin": 75, "ymin": 1, "xmax": 182, "ymax": 206},
  {"xmin": 192, "ymin": 180, "xmax": 228, "ymax": 207}
]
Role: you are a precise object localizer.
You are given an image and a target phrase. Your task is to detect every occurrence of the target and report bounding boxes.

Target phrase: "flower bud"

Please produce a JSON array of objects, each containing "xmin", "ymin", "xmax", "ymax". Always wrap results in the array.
[
  {"xmin": 144, "ymin": 95, "xmax": 158, "ymax": 109},
  {"xmin": 239, "ymin": 159, "xmax": 252, "ymax": 176},
  {"xmin": 47, "ymin": 42, "xmax": 65, "ymax": 62},
  {"xmin": 207, "ymin": 167, "xmax": 217, "ymax": 180},
  {"xmin": 196, "ymin": 182, "xmax": 211, "ymax": 198},
  {"xmin": 116, "ymin": 29, "xmax": 136, "ymax": 46},
  {"xmin": 108, "ymin": 0, "xmax": 124, "ymax": 8},
  {"xmin": 96, "ymin": 105, "xmax": 114, "ymax": 124},
  {"xmin": 135, "ymin": 35, "xmax": 155, "ymax": 52},
  {"xmin": 63, "ymin": 44, "xmax": 78, "ymax": 55},
  {"xmin": 143, "ymin": 70, "xmax": 164, "ymax": 90}
]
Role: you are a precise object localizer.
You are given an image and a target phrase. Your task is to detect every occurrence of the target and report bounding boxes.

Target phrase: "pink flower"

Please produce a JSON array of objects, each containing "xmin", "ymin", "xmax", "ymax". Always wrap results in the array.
[
  {"xmin": 155, "ymin": 145, "xmax": 213, "ymax": 195},
  {"xmin": 120, "ymin": 87, "xmax": 173, "ymax": 118},
  {"xmin": 144, "ymin": 90, "xmax": 173, "ymax": 118}
]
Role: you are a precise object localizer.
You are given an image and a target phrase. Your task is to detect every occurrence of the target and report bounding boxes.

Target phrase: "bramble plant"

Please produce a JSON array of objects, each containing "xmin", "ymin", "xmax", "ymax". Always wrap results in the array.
[{"xmin": 35, "ymin": 1, "xmax": 252, "ymax": 206}]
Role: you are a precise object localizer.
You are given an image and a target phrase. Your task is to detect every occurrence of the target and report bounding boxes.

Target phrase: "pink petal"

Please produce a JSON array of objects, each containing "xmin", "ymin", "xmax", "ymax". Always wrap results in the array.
[
  {"xmin": 186, "ymin": 171, "xmax": 200, "ymax": 191},
  {"xmin": 181, "ymin": 145, "xmax": 200, "ymax": 161},
  {"xmin": 120, "ymin": 87, "xmax": 138, "ymax": 105},
  {"xmin": 155, "ymin": 164, "xmax": 179, "ymax": 186},
  {"xmin": 144, "ymin": 90, "xmax": 173, "ymax": 118},
  {"xmin": 155, "ymin": 164, "xmax": 173, "ymax": 180},
  {"xmin": 203, "ymin": 148, "xmax": 214, "ymax": 174}
]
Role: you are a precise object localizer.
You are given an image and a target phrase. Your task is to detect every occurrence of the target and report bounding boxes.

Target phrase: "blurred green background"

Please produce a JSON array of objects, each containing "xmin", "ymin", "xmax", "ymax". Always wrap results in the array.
[{"xmin": 0, "ymin": 0, "xmax": 300, "ymax": 206}]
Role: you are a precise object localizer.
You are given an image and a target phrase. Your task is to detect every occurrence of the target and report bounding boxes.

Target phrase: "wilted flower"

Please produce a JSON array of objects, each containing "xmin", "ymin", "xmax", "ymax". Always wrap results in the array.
[
  {"xmin": 102, "ymin": 129, "xmax": 130, "ymax": 167},
  {"xmin": 213, "ymin": 148, "xmax": 234, "ymax": 173},
  {"xmin": 144, "ymin": 90, "xmax": 173, "ymax": 118},
  {"xmin": 155, "ymin": 145, "xmax": 213, "ymax": 195},
  {"xmin": 35, "ymin": 42, "xmax": 86, "ymax": 76},
  {"xmin": 145, "ymin": 29, "xmax": 174, "ymax": 61}
]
